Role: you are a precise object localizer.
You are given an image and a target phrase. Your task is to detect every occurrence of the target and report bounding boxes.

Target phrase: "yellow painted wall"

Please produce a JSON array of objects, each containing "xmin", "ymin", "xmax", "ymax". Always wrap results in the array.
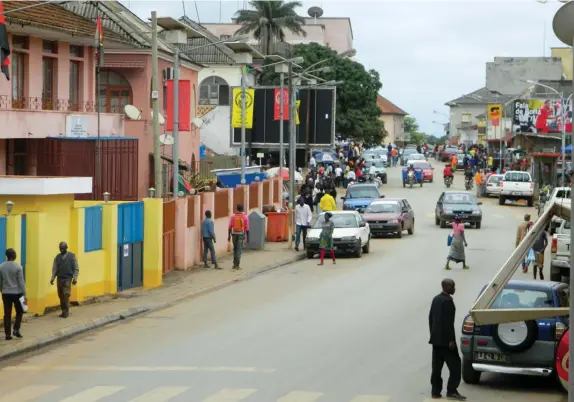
[{"xmin": 552, "ymin": 47, "xmax": 572, "ymax": 80}]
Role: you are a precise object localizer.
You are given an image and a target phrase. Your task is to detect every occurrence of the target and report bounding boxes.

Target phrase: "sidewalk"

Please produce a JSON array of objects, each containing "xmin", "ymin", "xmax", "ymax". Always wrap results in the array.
[{"xmin": 0, "ymin": 243, "xmax": 303, "ymax": 360}]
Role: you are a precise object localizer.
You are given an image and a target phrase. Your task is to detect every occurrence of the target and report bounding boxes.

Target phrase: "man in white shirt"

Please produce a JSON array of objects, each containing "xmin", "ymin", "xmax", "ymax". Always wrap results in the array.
[
  {"xmin": 334, "ymin": 166, "xmax": 343, "ymax": 187},
  {"xmin": 347, "ymin": 169, "xmax": 356, "ymax": 182},
  {"xmin": 294, "ymin": 197, "xmax": 313, "ymax": 251},
  {"xmin": 309, "ymin": 156, "xmax": 316, "ymax": 170}
]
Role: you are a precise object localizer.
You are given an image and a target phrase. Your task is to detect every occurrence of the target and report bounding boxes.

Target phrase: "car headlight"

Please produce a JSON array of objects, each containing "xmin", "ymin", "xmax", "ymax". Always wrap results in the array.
[
  {"xmin": 339, "ymin": 236, "xmax": 357, "ymax": 242},
  {"xmin": 387, "ymin": 219, "xmax": 399, "ymax": 224},
  {"xmin": 443, "ymin": 209, "xmax": 453, "ymax": 214},
  {"xmin": 472, "ymin": 210, "xmax": 481, "ymax": 215}
]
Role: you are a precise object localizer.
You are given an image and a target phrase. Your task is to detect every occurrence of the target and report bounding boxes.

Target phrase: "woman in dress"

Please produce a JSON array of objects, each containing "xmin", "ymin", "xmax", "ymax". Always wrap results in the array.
[
  {"xmin": 318, "ymin": 212, "xmax": 336, "ymax": 266},
  {"xmin": 446, "ymin": 215, "xmax": 469, "ymax": 270}
]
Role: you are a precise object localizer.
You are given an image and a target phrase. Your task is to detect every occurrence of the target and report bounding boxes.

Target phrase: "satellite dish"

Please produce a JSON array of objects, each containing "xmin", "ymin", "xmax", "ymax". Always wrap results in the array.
[
  {"xmin": 192, "ymin": 117, "xmax": 204, "ymax": 128},
  {"xmin": 150, "ymin": 111, "xmax": 166, "ymax": 125},
  {"xmin": 553, "ymin": 1, "xmax": 574, "ymax": 46},
  {"xmin": 159, "ymin": 134, "xmax": 174, "ymax": 145},
  {"xmin": 124, "ymin": 105, "xmax": 141, "ymax": 120}
]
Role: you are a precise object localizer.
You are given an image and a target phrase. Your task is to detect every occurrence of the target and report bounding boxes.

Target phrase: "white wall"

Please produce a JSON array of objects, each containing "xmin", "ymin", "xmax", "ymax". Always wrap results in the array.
[
  {"xmin": 200, "ymin": 106, "xmax": 237, "ymax": 156},
  {"xmin": 198, "ymin": 65, "xmax": 243, "ymax": 88},
  {"xmin": 448, "ymin": 104, "xmax": 485, "ymax": 145}
]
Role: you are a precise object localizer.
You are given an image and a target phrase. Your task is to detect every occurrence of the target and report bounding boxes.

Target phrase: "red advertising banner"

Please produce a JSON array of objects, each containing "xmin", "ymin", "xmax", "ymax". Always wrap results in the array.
[
  {"xmin": 166, "ymin": 80, "xmax": 191, "ymax": 131},
  {"xmin": 274, "ymin": 88, "xmax": 289, "ymax": 121}
]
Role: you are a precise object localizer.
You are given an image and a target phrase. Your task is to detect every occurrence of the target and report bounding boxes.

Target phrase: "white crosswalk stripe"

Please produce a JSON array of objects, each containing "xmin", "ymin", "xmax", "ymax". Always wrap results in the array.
[
  {"xmin": 127, "ymin": 387, "xmax": 190, "ymax": 402},
  {"xmin": 277, "ymin": 391, "xmax": 324, "ymax": 402},
  {"xmin": 60, "ymin": 386, "xmax": 126, "ymax": 402},
  {"xmin": 0, "ymin": 386, "xmax": 58, "ymax": 402},
  {"xmin": 201, "ymin": 388, "xmax": 257, "ymax": 402}
]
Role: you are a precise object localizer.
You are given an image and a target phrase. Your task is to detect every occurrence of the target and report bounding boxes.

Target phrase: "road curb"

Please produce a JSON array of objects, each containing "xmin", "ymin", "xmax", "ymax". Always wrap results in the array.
[{"xmin": 0, "ymin": 253, "xmax": 305, "ymax": 361}]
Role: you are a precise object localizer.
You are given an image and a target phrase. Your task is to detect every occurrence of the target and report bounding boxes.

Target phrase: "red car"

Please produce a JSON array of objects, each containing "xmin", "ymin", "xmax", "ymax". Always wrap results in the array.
[{"xmin": 413, "ymin": 161, "xmax": 434, "ymax": 182}]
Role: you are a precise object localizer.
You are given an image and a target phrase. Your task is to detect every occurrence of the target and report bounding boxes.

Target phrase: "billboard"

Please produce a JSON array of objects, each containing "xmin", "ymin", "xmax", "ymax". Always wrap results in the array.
[
  {"xmin": 230, "ymin": 86, "xmax": 336, "ymax": 148},
  {"xmin": 511, "ymin": 98, "xmax": 572, "ymax": 134}
]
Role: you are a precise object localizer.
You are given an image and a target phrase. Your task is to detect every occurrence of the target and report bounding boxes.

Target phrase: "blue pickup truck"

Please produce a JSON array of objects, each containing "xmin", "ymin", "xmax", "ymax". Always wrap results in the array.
[
  {"xmin": 341, "ymin": 183, "xmax": 384, "ymax": 212},
  {"xmin": 460, "ymin": 280, "xmax": 569, "ymax": 387}
]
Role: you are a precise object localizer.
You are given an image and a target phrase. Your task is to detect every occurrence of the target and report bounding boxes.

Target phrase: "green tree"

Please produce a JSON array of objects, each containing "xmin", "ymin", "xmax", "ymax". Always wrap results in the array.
[
  {"xmin": 258, "ymin": 42, "xmax": 386, "ymax": 144},
  {"xmin": 234, "ymin": 1, "xmax": 306, "ymax": 55}
]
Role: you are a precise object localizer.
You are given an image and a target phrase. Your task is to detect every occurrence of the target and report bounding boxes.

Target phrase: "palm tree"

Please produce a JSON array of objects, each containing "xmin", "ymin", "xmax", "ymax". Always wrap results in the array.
[{"xmin": 234, "ymin": 1, "xmax": 306, "ymax": 55}]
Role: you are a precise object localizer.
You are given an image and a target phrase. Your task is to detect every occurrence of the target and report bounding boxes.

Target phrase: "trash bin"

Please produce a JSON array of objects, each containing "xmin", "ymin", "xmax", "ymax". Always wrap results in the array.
[
  {"xmin": 265, "ymin": 212, "xmax": 289, "ymax": 242},
  {"xmin": 246, "ymin": 211, "xmax": 265, "ymax": 250}
]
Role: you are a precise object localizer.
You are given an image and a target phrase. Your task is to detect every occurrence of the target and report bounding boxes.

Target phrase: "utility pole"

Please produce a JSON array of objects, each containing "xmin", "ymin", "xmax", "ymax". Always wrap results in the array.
[
  {"xmin": 288, "ymin": 62, "xmax": 296, "ymax": 247},
  {"xmin": 279, "ymin": 71, "xmax": 285, "ymax": 175},
  {"xmin": 172, "ymin": 47, "xmax": 180, "ymax": 198},
  {"xmin": 240, "ymin": 66, "xmax": 247, "ymax": 184},
  {"xmin": 151, "ymin": 12, "xmax": 162, "ymax": 198}
]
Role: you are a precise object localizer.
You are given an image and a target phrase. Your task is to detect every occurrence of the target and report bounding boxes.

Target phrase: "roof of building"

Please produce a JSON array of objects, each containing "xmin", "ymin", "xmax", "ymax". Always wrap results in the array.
[
  {"xmin": 445, "ymin": 87, "xmax": 512, "ymax": 106},
  {"xmin": 377, "ymin": 95, "xmax": 408, "ymax": 116}
]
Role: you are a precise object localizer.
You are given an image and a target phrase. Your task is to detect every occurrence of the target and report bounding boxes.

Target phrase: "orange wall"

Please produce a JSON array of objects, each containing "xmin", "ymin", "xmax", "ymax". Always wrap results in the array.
[{"xmin": 104, "ymin": 53, "xmax": 200, "ymax": 199}]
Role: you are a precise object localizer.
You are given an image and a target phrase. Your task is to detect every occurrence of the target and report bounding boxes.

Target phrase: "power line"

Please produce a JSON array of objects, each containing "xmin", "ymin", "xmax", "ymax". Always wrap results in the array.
[
  {"xmin": 193, "ymin": 0, "xmax": 200, "ymax": 24},
  {"xmin": 181, "ymin": 0, "xmax": 186, "ymax": 18}
]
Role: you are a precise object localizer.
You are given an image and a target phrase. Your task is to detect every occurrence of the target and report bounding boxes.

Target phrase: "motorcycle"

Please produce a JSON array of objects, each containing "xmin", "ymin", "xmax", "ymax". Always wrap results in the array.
[
  {"xmin": 444, "ymin": 176, "xmax": 453, "ymax": 188},
  {"xmin": 464, "ymin": 177, "xmax": 473, "ymax": 191},
  {"xmin": 407, "ymin": 170, "xmax": 415, "ymax": 189}
]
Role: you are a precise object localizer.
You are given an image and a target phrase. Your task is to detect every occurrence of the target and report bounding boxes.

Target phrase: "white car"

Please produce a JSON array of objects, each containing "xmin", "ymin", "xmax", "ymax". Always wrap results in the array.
[
  {"xmin": 305, "ymin": 211, "xmax": 371, "ymax": 259},
  {"xmin": 406, "ymin": 154, "xmax": 426, "ymax": 164},
  {"xmin": 485, "ymin": 174, "xmax": 503, "ymax": 197}
]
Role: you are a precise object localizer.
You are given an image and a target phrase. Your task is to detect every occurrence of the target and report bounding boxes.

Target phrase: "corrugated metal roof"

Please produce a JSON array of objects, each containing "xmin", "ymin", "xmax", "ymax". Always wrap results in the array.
[{"xmin": 178, "ymin": 37, "xmax": 235, "ymax": 64}]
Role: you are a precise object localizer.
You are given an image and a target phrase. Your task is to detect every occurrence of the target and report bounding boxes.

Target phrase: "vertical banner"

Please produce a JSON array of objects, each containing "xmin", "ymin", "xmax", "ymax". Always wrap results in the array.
[
  {"xmin": 295, "ymin": 100, "xmax": 301, "ymax": 125},
  {"xmin": 273, "ymin": 88, "xmax": 289, "ymax": 120},
  {"xmin": 487, "ymin": 104, "xmax": 502, "ymax": 127},
  {"xmin": 231, "ymin": 87, "xmax": 254, "ymax": 128},
  {"xmin": 166, "ymin": 80, "xmax": 191, "ymax": 131}
]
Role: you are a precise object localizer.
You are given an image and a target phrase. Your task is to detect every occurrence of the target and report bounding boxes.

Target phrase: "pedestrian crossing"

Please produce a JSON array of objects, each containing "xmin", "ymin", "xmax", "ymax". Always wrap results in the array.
[{"xmin": 0, "ymin": 385, "xmax": 409, "ymax": 402}]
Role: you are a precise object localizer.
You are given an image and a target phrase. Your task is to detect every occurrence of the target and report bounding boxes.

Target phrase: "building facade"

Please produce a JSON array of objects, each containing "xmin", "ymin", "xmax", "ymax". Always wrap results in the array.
[
  {"xmin": 202, "ymin": 16, "xmax": 353, "ymax": 54},
  {"xmin": 551, "ymin": 47, "xmax": 573, "ymax": 80},
  {"xmin": 376, "ymin": 95, "xmax": 407, "ymax": 145},
  {"xmin": 486, "ymin": 57, "xmax": 563, "ymax": 95}
]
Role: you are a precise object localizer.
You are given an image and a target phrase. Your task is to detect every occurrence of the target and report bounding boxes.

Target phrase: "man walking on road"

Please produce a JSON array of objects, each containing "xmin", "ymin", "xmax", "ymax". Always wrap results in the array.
[
  {"xmin": 429, "ymin": 279, "xmax": 466, "ymax": 400},
  {"xmin": 516, "ymin": 214, "xmax": 533, "ymax": 273},
  {"xmin": 0, "ymin": 249, "xmax": 25, "ymax": 340},
  {"xmin": 532, "ymin": 229, "xmax": 548, "ymax": 280},
  {"xmin": 50, "ymin": 241, "xmax": 78, "ymax": 318},
  {"xmin": 201, "ymin": 210, "xmax": 220, "ymax": 269},
  {"xmin": 228, "ymin": 204, "xmax": 249, "ymax": 270},
  {"xmin": 295, "ymin": 197, "xmax": 312, "ymax": 252}
]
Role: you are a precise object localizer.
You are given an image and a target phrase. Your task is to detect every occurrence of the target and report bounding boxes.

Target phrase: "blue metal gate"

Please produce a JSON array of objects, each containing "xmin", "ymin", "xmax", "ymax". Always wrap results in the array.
[
  {"xmin": 0, "ymin": 217, "xmax": 6, "ymax": 262},
  {"xmin": 21, "ymin": 214, "xmax": 26, "ymax": 278},
  {"xmin": 117, "ymin": 202, "xmax": 144, "ymax": 291}
]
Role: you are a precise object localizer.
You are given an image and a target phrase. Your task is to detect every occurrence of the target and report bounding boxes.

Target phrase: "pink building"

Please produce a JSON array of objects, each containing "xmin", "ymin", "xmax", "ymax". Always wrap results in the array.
[{"xmin": 0, "ymin": 1, "xmax": 201, "ymax": 199}]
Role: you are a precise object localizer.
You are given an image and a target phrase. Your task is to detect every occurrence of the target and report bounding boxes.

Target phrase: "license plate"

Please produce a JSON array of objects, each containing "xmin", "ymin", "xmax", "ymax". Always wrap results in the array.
[
  {"xmin": 459, "ymin": 215, "xmax": 468, "ymax": 219},
  {"xmin": 512, "ymin": 192, "xmax": 520, "ymax": 195},
  {"xmin": 370, "ymin": 224, "xmax": 383, "ymax": 228},
  {"xmin": 475, "ymin": 352, "xmax": 507, "ymax": 362}
]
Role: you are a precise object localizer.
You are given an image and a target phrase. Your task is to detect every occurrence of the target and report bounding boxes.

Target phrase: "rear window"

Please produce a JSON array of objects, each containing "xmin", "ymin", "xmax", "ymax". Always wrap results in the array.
[
  {"xmin": 488, "ymin": 175, "xmax": 502, "ymax": 184},
  {"xmin": 555, "ymin": 189, "xmax": 571, "ymax": 199},
  {"xmin": 492, "ymin": 288, "xmax": 553, "ymax": 309},
  {"xmin": 504, "ymin": 172, "xmax": 531, "ymax": 182}
]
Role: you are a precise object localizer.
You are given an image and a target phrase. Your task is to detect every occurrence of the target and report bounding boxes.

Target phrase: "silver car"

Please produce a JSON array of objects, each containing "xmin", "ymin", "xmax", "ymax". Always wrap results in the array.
[{"xmin": 485, "ymin": 174, "xmax": 503, "ymax": 197}]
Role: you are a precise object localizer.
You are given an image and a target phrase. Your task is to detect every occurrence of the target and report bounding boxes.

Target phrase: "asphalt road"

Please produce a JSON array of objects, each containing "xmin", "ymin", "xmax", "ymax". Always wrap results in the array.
[{"xmin": 0, "ymin": 165, "xmax": 565, "ymax": 402}]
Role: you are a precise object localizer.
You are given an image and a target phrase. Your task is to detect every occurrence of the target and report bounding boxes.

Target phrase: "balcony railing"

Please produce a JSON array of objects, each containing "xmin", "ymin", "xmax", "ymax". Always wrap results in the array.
[{"xmin": 0, "ymin": 96, "xmax": 124, "ymax": 113}]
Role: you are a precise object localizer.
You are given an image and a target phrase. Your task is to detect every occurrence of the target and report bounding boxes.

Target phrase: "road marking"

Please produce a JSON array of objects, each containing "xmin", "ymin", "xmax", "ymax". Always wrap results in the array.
[
  {"xmin": 2, "ymin": 365, "xmax": 275, "ymax": 373},
  {"xmin": 201, "ymin": 388, "xmax": 257, "ymax": 401},
  {"xmin": 127, "ymin": 387, "xmax": 190, "ymax": 402},
  {"xmin": 0, "ymin": 386, "xmax": 58, "ymax": 402},
  {"xmin": 277, "ymin": 391, "xmax": 324, "ymax": 401},
  {"xmin": 350, "ymin": 396, "xmax": 391, "ymax": 402},
  {"xmin": 60, "ymin": 386, "xmax": 125, "ymax": 402}
]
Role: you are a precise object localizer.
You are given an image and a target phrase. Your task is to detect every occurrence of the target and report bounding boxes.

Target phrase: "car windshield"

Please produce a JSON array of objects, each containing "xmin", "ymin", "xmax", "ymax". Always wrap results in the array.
[
  {"xmin": 346, "ymin": 187, "xmax": 379, "ymax": 199},
  {"xmin": 443, "ymin": 193, "xmax": 477, "ymax": 205},
  {"xmin": 504, "ymin": 172, "xmax": 531, "ymax": 182},
  {"xmin": 492, "ymin": 288, "xmax": 553, "ymax": 309},
  {"xmin": 415, "ymin": 162, "xmax": 431, "ymax": 169},
  {"xmin": 370, "ymin": 161, "xmax": 385, "ymax": 168},
  {"xmin": 365, "ymin": 202, "xmax": 400, "ymax": 213},
  {"xmin": 313, "ymin": 214, "xmax": 358, "ymax": 229}
]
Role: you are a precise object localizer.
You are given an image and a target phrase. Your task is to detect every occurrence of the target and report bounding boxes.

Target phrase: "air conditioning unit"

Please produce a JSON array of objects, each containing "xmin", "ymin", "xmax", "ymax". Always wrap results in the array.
[{"xmin": 163, "ymin": 68, "xmax": 174, "ymax": 81}]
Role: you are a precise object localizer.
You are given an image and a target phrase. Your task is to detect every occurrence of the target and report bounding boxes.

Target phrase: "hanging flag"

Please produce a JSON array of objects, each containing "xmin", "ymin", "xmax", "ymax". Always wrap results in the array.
[
  {"xmin": 94, "ymin": 14, "xmax": 104, "ymax": 66},
  {"xmin": 0, "ymin": 0, "xmax": 11, "ymax": 80}
]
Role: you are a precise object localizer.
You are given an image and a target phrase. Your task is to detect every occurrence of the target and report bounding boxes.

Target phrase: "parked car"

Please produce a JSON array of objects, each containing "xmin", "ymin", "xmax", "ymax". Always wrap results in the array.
[
  {"xmin": 441, "ymin": 146, "xmax": 458, "ymax": 162},
  {"xmin": 361, "ymin": 198, "xmax": 415, "ymax": 238},
  {"xmin": 498, "ymin": 171, "xmax": 534, "ymax": 207},
  {"xmin": 460, "ymin": 280, "xmax": 569, "ymax": 386},
  {"xmin": 456, "ymin": 153, "xmax": 466, "ymax": 170},
  {"xmin": 551, "ymin": 220, "xmax": 570, "ymax": 282},
  {"xmin": 435, "ymin": 191, "xmax": 483, "ymax": 229},
  {"xmin": 368, "ymin": 160, "xmax": 387, "ymax": 184},
  {"xmin": 543, "ymin": 187, "xmax": 570, "ymax": 234},
  {"xmin": 401, "ymin": 148, "xmax": 419, "ymax": 166},
  {"xmin": 341, "ymin": 183, "xmax": 384, "ymax": 211},
  {"xmin": 364, "ymin": 151, "xmax": 388, "ymax": 167},
  {"xmin": 484, "ymin": 174, "xmax": 503, "ymax": 197},
  {"xmin": 413, "ymin": 160, "xmax": 434, "ymax": 182},
  {"xmin": 305, "ymin": 211, "xmax": 371, "ymax": 258}
]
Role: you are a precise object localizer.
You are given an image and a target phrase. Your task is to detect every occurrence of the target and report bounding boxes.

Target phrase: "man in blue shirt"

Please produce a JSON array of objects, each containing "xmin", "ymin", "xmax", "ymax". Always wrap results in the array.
[{"xmin": 201, "ymin": 210, "xmax": 220, "ymax": 269}]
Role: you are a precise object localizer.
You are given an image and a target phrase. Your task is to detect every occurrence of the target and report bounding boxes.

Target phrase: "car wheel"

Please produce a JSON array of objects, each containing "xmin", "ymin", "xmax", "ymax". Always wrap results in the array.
[
  {"xmin": 430, "ymin": 178, "xmax": 433, "ymax": 183},
  {"xmin": 492, "ymin": 320, "xmax": 538, "ymax": 353},
  {"xmin": 440, "ymin": 220, "xmax": 447, "ymax": 228},
  {"xmin": 527, "ymin": 197, "xmax": 534, "ymax": 207},
  {"xmin": 307, "ymin": 251, "xmax": 314, "ymax": 259},
  {"xmin": 475, "ymin": 221, "xmax": 481, "ymax": 229},
  {"xmin": 499, "ymin": 196, "xmax": 505, "ymax": 205},
  {"xmin": 362, "ymin": 237, "xmax": 370, "ymax": 254},
  {"xmin": 355, "ymin": 239, "xmax": 362, "ymax": 258},
  {"xmin": 408, "ymin": 220, "xmax": 414, "ymax": 235},
  {"xmin": 462, "ymin": 357, "xmax": 481, "ymax": 384}
]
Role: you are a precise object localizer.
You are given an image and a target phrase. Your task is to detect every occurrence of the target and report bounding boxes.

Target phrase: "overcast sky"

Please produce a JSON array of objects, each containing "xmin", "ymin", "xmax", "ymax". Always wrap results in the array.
[{"xmin": 123, "ymin": 0, "xmax": 568, "ymax": 137}]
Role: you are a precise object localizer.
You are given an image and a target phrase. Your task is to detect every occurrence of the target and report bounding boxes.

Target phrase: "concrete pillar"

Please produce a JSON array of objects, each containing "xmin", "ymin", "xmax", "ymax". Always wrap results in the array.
[
  {"xmin": 102, "ymin": 204, "xmax": 118, "ymax": 294},
  {"xmin": 174, "ymin": 197, "xmax": 187, "ymax": 270},
  {"xmin": 5, "ymin": 214, "xmax": 22, "ymax": 263},
  {"xmin": 143, "ymin": 198, "xmax": 163, "ymax": 289}
]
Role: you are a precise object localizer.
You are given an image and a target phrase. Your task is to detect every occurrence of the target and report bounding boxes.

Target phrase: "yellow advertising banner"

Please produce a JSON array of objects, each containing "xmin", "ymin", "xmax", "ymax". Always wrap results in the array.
[
  {"xmin": 296, "ymin": 100, "xmax": 301, "ymax": 125},
  {"xmin": 231, "ymin": 87, "xmax": 254, "ymax": 128},
  {"xmin": 487, "ymin": 104, "xmax": 502, "ymax": 120}
]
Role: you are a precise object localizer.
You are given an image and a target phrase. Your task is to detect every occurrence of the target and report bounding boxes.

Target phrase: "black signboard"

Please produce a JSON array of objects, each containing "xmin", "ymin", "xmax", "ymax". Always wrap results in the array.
[{"xmin": 230, "ymin": 86, "xmax": 336, "ymax": 148}]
